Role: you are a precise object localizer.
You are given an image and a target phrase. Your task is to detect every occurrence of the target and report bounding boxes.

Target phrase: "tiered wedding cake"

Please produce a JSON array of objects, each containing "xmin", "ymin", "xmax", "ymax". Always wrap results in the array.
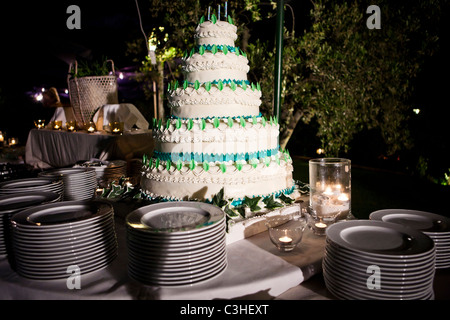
[{"xmin": 141, "ymin": 14, "xmax": 296, "ymax": 241}]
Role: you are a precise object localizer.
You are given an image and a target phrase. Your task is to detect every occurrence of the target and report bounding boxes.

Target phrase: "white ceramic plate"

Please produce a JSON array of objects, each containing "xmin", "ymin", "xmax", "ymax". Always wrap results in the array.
[
  {"xmin": 126, "ymin": 201, "xmax": 225, "ymax": 234},
  {"xmin": 370, "ymin": 209, "xmax": 450, "ymax": 233},
  {"xmin": 326, "ymin": 220, "xmax": 435, "ymax": 258}
]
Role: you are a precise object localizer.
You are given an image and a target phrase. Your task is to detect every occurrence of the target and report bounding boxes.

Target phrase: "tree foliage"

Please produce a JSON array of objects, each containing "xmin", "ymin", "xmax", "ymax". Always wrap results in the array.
[{"xmin": 131, "ymin": 0, "xmax": 444, "ymax": 158}]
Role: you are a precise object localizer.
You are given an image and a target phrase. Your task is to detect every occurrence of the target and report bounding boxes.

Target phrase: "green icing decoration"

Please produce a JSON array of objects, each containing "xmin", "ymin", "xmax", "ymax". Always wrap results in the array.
[
  {"xmin": 230, "ymin": 81, "xmax": 236, "ymax": 91},
  {"xmin": 205, "ymin": 81, "xmax": 212, "ymax": 92},
  {"xmin": 203, "ymin": 162, "xmax": 210, "ymax": 172},
  {"xmin": 217, "ymin": 80, "xmax": 224, "ymax": 91},
  {"xmin": 183, "ymin": 80, "xmax": 188, "ymax": 90},
  {"xmin": 223, "ymin": 45, "xmax": 228, "ymax": 55},
  {"xmin": 199, "ymin": 16, "xmax": 205, "ymax": 24},
  {"xmin": 261, "ymin": 116, "xmax": 266, "ymax": 127},
  {"xmin": 213, "ymin": 117, "xmax": 220, "ymax": 128},
  {"xmin": 166, "ymin": 161, "xmax": 171, "ymax": 170},
  {"xmin": 166, "ymin": 119, "xmax": 171, "ymax": 130},
  {"xmin": 189, "ymin": 159, "xmax": 196, "ymax": 171},
  {"xmin": 176, "ymin": 118, "xmax": 182, "ymax": 129},
  {"xmin": 252, "ymin": 115, "xmax": 257, "ymax": 125},
  {"xmin": 211, "ymin": 14, "xmax": 217, "ymax": 24},
  {"xmin": 227, "ymin": 16, "xmax": 234, "ymax": 25},
  {"xmin": 227, "ymin": 117, "xmax": 233, "ymax": 128},
  {"xmin": 201, "ymin": 119, "xmax": 206, "ymax": 130},
  {"xmin": 236, "ymin": 163, "xmax": 243, "ymax": 171},
  {"xmin": 176, "ymin": 159, "xmax": 183, "ymax": 171},
  {"xmin": 199, "ymin": 45, "xmax": 205, "ymax": 55},
  {"xmin": 194, "ymin": 80, "xmax": 200, "ymax": 90},
  {"xmin": 220, "ymin": 163, "xmax": 227, "ymax": 173},
  {"xmin": 187, "ymin": 118, "xmax": 194, "ymax": 130},
  {"xmin": 240, "ymin": 116, "xmax": 246, "ymax": 127},
  {"xmin": 212, "ymin": 44, "xmax": 218, "ymax": 54}
]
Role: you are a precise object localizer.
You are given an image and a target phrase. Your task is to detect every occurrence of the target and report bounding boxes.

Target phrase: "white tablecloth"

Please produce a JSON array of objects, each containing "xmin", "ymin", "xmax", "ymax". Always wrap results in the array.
[
  {"xmin": 0, "ymin": 206, "xmax": 326, "ymax": 300},
  {"xmin": 25, "ymin": 128, "xmax": 154, "ymax": 169}
]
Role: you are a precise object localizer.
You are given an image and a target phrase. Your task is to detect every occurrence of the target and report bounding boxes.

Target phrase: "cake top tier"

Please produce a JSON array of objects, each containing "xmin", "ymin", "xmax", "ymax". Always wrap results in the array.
[{"xmin": 194, "ymin": 15, "xmax": 237, "ymax": 47}]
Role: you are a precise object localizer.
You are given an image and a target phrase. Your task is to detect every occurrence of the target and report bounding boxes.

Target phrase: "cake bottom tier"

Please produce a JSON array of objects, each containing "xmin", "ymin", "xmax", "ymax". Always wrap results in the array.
[{"xmin": 140, "ymin": 159, "xmax": 294, "ymax": 204}]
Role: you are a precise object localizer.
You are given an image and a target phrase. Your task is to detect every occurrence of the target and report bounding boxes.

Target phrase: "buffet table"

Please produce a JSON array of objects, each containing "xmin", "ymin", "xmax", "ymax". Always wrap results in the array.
[
  {"xmin": 24, "ymin": 128, "xmax": 154, "ymax": 169},
  {"xmin": 0, "ymin": 206, "xmax": 326, "ymax": 300},
  {"xmin": 1, "ymin": 201, "xmax": 449, "ymax": 301}
]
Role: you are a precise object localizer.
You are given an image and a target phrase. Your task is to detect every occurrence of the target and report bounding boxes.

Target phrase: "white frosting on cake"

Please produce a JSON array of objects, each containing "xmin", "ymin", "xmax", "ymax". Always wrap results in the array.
[
  {"xmin": 194, "ymin": 20, "xmax": 238, "ymax": 47},
  {"xmin": 141, "ymin": 15, "xmax": 295, "ymax": 211},
  {"xmin": 169, "ymin": 85, "xmax": 261, "ymax": 118},
  {"xmin": 183, "ymin": 52, "xmax": 249, "ymax": 83},
  {"xmin": 153, "ymin": 117, "xmax": 279, "ymax": 158},
  {"xmin": 141, "ymin": 158, "xmax": 293, "ymax": 202}
]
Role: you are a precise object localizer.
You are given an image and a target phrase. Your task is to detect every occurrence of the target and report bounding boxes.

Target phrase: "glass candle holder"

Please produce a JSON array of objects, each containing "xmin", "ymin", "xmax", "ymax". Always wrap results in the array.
[
  {"xmin": 110, "ymin": 121, "xmax": 124, "ymax": 134},
  {"xmin": 305, "ymin": 210, "xmax": 337, "ymax": 236},
  {"xmin": 66, "ymin": 121, "xmax": 77, "ymax": 132},
  {"xmin": 51, "ymin": 120, "xmax": 62, "ymax": 130},
  {"xmin": 34, "ymin": 119, "xmax": 46, "ymax": 129},
  {"xmin": 309, "ymin": 158, "xmax": 351, "ymax": 221},
  {"xmin": 85, "ymin": 121, "xmax": 97, "ymax": 133},
  {"xmin": 266, "ymin": 214, "xmax": 307, "ymax": 252}
]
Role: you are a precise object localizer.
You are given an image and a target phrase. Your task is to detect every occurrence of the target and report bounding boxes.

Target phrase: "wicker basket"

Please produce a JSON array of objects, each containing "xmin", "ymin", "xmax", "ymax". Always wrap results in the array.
[{"xmin": 67, "ymin": 60, "xmax": 119, "ymax": 124}]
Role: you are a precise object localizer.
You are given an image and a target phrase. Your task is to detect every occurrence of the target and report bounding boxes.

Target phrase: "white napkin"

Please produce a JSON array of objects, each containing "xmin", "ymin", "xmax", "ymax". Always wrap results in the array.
[
  {"xmin": 154, "ymin": 239, "xmax": 305, "ymax": 300},
  {"xmin": 92, "ymin": 104, "xmax": 149, "ymax": 131},
  {"xmin": 48, "ymin": 107, "xmax": 77, "ymax": 126}
]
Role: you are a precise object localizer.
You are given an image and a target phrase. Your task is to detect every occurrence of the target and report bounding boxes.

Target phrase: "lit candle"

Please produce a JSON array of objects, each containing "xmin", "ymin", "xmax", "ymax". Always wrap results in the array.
[
  {"xmin": 88, "ymin": 126, "xmax": 95, "ymax": 133},
  {"xmin": 315, "ymin": 222, "xmax": 327, "ymax": 229},
  {"xmin": 279, "ymin": 235, "xmax": 293, "ymax": 244},
  {"xmin": 0, "ymin": 132, "xmax": 4, "ymax": 143},
  {"xmin": 323, "ymin": 186, "xmax": 333, "ymax": 196}
]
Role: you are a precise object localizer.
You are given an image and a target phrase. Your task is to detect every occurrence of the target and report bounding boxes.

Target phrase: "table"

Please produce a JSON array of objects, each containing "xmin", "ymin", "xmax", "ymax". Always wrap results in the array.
[
  {"xmin": 24, "ymin": 128, "xmax": 154, "ymax": 169},
  {"xmin": 0, "ymin": 200, "xmax": 449, "ymax": 301},
  {"xmin": 0, "ymin": 200, "xmax": 326, "ymax": 300}
]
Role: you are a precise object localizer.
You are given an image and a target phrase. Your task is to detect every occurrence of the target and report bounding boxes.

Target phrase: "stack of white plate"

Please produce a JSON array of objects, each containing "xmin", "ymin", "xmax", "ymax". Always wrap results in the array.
[
  {"xmin": 370, "ymin": 209, "xmax": 450, "ymax": 269},
  {"xmin": 39, "ymin": 168, "xmax": 97, "ymax": 201},
  {"xmin": 0, "ymin": 177, "xmax": 64, "ymax": 200},
  {"xmin": 9, "ymin": 200, "xmax": 117, "ymax": 280},
  {"xmin": 126, "ymin": 202, "xmax": 227, "ymax": 287},
  {"xmin": 0, "ymin": 192, "xmax": 60, "ymax": 255},
  {"xmin": 323, "ymin": 220, "xmax": 436, "ymax": 300}
]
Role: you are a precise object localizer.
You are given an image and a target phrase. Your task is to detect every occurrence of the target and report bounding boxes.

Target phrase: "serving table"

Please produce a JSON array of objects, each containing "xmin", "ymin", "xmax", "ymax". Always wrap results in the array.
[
  {"xmin": 0, "ymin": 199, "xmax": 449, "ymax": 300},
  {"xmin": 24, "ymin": 128, "xmax": 154, "ymax": 170},
  {"xmin": 0, "ymin": 200, "xmax": 327, "ymax": 300}
]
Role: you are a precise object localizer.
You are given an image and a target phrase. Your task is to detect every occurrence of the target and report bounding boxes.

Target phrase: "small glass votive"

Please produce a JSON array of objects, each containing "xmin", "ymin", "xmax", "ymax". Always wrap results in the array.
[
  {"xmin": 34, "ymin": 119, "xmax": 46, "ymax": 129},
  {"xmin": 110, "ymin": 121, "xmax": 124, "ymax": 134},
  {"xmin": 85, "ymin": 121, "xmax": 97, "ymax": 133},
  {"xmin": 266, "ymin": 214, "xmax": 307, "ymax": 252},
  {"xmin": 305, "ymin": 210, "xmax": 337, "ymax": 236},
  {"xmin": 66, "ymin": 121, "xmax": 77, "ymax": 132},
  {"xmin": 51, "ymin": 120, "xmax": 62, "ymax": 130}
]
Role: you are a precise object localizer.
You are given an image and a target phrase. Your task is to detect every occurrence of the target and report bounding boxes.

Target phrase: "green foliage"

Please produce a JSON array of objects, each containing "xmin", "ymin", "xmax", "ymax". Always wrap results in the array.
[
  {"xmin": 69, "ymin": 57, "xmax": 112, "ymax": 78},
  {"xmin": 132, "ymin": 0, "xmax": 443, "ymax": 160}
]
